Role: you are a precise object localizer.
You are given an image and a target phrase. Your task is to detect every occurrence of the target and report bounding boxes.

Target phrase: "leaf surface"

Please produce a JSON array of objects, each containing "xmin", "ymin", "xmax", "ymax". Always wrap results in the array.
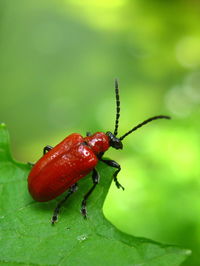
[{"xmin": 0, "ymin": 124, "xmax": 190, "ymax": 265}]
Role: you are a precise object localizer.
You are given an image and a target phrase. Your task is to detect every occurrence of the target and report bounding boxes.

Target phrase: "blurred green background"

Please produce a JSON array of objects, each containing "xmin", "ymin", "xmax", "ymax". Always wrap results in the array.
[{"xmin": 1, "ymin": 0, "xmax": 200, "ymax": 265}]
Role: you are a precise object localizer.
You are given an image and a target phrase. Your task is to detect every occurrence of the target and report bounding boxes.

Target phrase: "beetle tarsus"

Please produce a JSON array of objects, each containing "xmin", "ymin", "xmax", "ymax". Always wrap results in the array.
[
  {"xmin": 51, "ymin": 215, "xmax": 58, "ymax": 225},
  {"xmin": 51, "ymin": 183, "xmax": 78, "ymax": 224},
  {"xmin": 100, "ymin": 159, "xmax": 125, "ymax": 190},
  {"xmin": 113, "ymin": 168, "xmax": 124, "ymax": 190},
  {"xmin": 115, "ymin": 179, "xmax": 125, "ymax": 190},
  {"xmin": 81, "ymin": 203, "xmax": 87, "ymax": 219},
  {"xmin": 80, "ymin": 168, "xmax": 99, "ymax": 218}
]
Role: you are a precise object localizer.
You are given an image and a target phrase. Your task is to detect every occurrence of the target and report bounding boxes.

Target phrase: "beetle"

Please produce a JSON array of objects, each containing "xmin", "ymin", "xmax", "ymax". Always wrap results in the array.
[{"xmin": 28, "ymin": 80, "xmax": 170, "ymax": 224}]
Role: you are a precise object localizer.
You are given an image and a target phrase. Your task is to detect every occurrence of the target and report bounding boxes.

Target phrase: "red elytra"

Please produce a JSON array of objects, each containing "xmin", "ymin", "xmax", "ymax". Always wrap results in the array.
[
  {"xmin": 28, "ymin": 80, "xmax": 170, "ymax": 224},
  {"xmin": 28, "ymin": 132, "xmax": 109, "ymax": 202}
]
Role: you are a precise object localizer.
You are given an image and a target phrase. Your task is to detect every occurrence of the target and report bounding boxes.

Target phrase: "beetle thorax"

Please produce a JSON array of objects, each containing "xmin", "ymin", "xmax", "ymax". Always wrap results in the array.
[{"xmin": 84, "ymin": 132, "xmax": 110, "ymax": 155}]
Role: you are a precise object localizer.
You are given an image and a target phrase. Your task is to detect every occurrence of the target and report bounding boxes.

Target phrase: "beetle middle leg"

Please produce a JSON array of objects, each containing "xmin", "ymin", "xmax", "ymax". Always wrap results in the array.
[
  {"xmin": 81, "ymin": 168, "xmax": 100, "ymax": 218},
  {"xmin": 51, "ymin": 183, "xmax": 78, "ymax": 224},
  {"xmin": 100, "ymin": 159, "xmax": 124, "ymax": 190},
  {"xmin": 43, "ymin": 145, "xmax": 53, "ymax": 155}
]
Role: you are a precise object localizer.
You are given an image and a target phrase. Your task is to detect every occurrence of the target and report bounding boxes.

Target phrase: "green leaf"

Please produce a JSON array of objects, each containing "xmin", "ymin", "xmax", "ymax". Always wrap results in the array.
[{"xmin": 0, "ymin": 124, "xmax": 191, "ymax": 266}]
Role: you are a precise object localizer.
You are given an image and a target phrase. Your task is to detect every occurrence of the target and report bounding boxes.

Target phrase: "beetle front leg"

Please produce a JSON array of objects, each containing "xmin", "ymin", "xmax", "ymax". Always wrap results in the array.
[
  {"xmin": 100, "ymin": 159, "xmax": 124, "ymax": 190},
  {"xmin": 51, "ymin": 183, "xmax": 78, "ymax": 224},
  {"xmin": 81, "ymin": 168, "xmax": 100, "ymax": 218},
  {"xmin": 43, "ymin": 145, "xmax": 53, "ymax": 155}
]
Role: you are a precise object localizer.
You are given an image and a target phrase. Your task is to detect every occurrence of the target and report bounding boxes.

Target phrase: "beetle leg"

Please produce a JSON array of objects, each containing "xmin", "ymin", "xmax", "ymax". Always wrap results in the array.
[
  {"xmin": 27, "ymin": 162, "xmax": 35, "ymax": 167},
  {"xmin": 43, "ymin": 145, "xmax": 53, "ymax": 155},
  {"xmin": 100, "ymin": 159, "xmax": 124, "ymax": 190},
  {"xmin": 97, "ymin": 152, "xmax": 104, "ymax": 159},
  {"xmin": 51, "ymin": 183, "xmax": 78, "ymax": 224},
  {"xmin": 86, "ymin": 132, "xmax": 92, "ymax": 136},
  {"xmin": 81, "ymin": 168, "xmax": 100, "ymax": 218}
]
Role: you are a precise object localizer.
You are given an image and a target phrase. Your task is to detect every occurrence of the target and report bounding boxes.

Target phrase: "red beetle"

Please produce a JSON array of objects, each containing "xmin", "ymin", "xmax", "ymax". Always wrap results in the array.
[{"xmin": 28, "ymin": 80, "xmax": 170, "ymax": 224}]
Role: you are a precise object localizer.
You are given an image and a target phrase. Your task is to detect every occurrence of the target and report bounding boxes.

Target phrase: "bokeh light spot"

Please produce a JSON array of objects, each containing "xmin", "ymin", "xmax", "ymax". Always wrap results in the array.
[
  {"xmin": 184, "ymin": 71, "xmax": 200, "ymax": 103},
  {"xmin": 165, "ymin": 86, "xmax": 194, "ymax": 117},
  {"xmin": 176, "ymin": 36, "xmax": 200, "ymax": 68}
]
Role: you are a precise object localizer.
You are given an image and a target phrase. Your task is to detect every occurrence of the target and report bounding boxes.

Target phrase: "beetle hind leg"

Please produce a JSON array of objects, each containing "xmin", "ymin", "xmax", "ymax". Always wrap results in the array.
[
  {"xmin": 51, "ymin": 183, "xmax": 78, "ymax": 224},
  {"xmin": 81, "ymin": 168, "xmax": 100, "ymax": 218}
]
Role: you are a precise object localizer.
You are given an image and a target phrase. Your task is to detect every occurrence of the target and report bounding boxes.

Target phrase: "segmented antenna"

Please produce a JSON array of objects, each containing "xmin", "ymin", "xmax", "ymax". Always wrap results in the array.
[
  {"xmin": 119, "ymin": 115, "xmax": 170, "ymax": 141},
  {"xmin": 114, "ymin": 79, "xmax": 120, "ymax": 136}
]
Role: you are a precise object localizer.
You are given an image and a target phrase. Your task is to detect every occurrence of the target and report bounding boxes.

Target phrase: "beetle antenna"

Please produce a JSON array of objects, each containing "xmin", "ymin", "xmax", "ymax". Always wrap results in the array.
[
  {"xmin": 114, "ymin": 79, "xmax": 120, "ymax": 136},
  {"xmin": 119, "ymin": 115, "xmax": 171, "ymax": 141}
]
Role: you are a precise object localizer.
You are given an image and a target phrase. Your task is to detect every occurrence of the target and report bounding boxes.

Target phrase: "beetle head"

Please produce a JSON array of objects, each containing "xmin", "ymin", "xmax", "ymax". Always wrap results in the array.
[{"xmin": 106, "ymin": 131, "xmax": 123, "ymax": 150}]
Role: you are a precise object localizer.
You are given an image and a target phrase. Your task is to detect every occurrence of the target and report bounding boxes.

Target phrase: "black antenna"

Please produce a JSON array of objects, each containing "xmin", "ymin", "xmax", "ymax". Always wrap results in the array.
[
  {"xmin": 119, "ymin": 115, "xmax": 171, "ymax": 141},
  {"xmin": 114, "ymin": 79, "xmax": 120, "ymax": 136}
]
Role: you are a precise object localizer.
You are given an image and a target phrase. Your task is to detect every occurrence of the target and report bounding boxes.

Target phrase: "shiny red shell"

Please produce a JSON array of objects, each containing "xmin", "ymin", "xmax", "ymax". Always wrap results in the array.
[{"xmin": 28, "ymin": 132, "xmax": 110, "ymax": 202}]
